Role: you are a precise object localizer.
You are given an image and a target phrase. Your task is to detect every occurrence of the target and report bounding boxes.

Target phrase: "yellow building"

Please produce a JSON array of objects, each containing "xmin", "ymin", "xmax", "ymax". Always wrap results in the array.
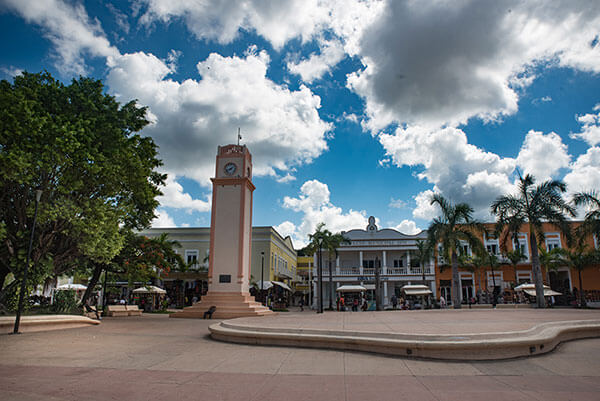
[
  {"xmin": 139, "ymin": 226, "xmax": 297, "ymax": 306},
  {"xmin": 296, "ymin": 254, "xmax": 313, "ymax": 304}
]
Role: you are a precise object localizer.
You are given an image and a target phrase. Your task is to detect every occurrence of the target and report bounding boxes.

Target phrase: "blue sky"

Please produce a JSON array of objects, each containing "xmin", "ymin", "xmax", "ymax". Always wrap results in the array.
[{"xmin": 2, "ymin": 0, "xmax": 600, "ymax": 248}]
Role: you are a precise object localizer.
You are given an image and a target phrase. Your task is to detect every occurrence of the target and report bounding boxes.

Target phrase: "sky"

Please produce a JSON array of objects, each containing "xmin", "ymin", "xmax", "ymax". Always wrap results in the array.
[{"xmin": 2, "ymin": 0, "xmax": 600, "ymax": 248}]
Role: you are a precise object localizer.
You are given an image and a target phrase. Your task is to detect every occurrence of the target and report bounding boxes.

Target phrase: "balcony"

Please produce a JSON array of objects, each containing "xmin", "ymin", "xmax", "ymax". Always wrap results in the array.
[{"xmin": 338, "ymin": 267, "xmax": 360, "ymax": 276}]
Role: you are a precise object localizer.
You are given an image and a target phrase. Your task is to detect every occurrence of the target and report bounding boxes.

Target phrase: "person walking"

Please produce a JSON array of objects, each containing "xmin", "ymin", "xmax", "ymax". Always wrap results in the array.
[
  {"xmin": 299, "ymin": 297, "xmax": 304, "ymax": 312},
  {"xmin": 352, "ymin": 297, "xmax": 359, "ymax": 312},
  {"xmin": 391, "ymin": 294, "xmax": 398, "ymax": 309},
  {"xmin": 440, "ymin": 296, "xmax": 446, "ymax": 309}
]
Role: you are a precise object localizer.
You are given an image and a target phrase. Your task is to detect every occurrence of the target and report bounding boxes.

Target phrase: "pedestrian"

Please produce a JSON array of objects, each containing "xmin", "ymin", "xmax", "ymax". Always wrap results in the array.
[
  {"xmin": 299, "ymin": 298, "xmax": 304, "ymax": 312},
  {"xmin": 440, "ymin": 296, "xmax": 446, "ymax": 309},
  {"xmin": 353, "ymin": 297, "xmax": 359, "ymax": 312},
  {"xmin": 340, "ymin": 295, "xmax": 345, "ymax": 311},
  {"xmin": 391, "ymin": 294, "xmax": 398, "ymax": 309}
]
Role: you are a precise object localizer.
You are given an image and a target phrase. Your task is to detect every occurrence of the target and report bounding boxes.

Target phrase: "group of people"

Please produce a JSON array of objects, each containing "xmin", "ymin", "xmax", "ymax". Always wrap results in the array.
[{"xmin": 337, "ymin": 295, "xmax": 368, "ymax": 311}]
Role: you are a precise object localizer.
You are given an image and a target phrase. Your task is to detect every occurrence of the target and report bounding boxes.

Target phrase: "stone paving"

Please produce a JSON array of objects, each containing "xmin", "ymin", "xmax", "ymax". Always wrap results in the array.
[{"xmin": 1, "ymin": 312, "xmax": 600, "ymax": 400}]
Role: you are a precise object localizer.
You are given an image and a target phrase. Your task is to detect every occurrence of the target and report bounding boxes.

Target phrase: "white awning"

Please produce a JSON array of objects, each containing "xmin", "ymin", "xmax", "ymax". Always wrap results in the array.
[
  {"xmin": 336, "ymin": 285, "xmax": 367, "ymax": 293},
  {"xmin": 56, "ymin": 284, "xmax": 87, "ymax": 291},
  {"xmin": 401, "ymin": 284, "xmax": 432, "ymax": 296},
  {"xmin": 256, "ymin": 280, "xmax": 273, "ymax": 290},
  {"xmin": 515, "ymin": 283, "xmax": 550, "ymax": 291},
  {"xmin": 524, "ymin": 289, "xmax": 562, "ymax": 297},
  {"xmin": 272, "ymin": 281, "xmax": 292, "ymax": 291},
  {"xmin": 132, "ymin": 285, "xmax": 166, "ymax": 294}
]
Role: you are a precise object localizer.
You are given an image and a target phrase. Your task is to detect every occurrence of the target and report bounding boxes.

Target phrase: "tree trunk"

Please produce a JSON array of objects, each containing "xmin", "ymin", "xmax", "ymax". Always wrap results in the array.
[
  {"xmin": 451, "ymin": 251, "xmax": 461, "ymax": 309},
  {"xmin": 375, "ymin": 258, "xmax": 381, "ymax": 311},
  {"xmin": 80, "ymin": 263, "xmax": 103, "ymax": 307},
  {"xmin": 328, "ymin": 258, "xmax": 333, "ymax": 310},
  {"xmin": 529, "ymin": 232, "xmax": 546, "ymax": 308},
  {"xmin": 317, "ymin": 248, "xmax": 323, "ymax": 313},
  {"xmin": 578, "ymin": 269, "xmax": 586, "ymax": 307},
  {"xmin": 0, "ymin": 267, "xmax": 9, "ymax": 295}
]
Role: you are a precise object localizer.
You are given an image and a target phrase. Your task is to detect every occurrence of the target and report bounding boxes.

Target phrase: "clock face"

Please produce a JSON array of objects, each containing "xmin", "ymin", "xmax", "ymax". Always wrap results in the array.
[{"xmin": 224, "ymin": 162, "xmax": 237, "ymax": 176}]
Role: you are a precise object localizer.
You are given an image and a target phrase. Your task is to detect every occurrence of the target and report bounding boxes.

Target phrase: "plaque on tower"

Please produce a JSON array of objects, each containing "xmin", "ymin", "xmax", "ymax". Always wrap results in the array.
[{"xmin": 171, "ymin": 144, "xmax": 274, "ymax": 319}]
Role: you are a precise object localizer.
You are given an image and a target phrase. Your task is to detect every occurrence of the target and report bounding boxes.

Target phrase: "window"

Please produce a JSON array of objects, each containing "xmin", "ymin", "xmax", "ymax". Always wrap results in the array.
[
  {"xmin": 484, "ymin": 233, "xmax": 500, "ymax": 255},
  {"xmin": 459, "ymin": 242, "xmax": 472, "ymax": 257},
  {"xmin": 393, "ymin": 259, "xmax": 403, "ymax": 268},
  {"xmin": 185, "ymin": 250, "xmax": 199, "ymax": 269},
  {"xmin": 363, "ymin": 260, "xmax": 374, "ymax": 268},
  {"xmin": 545, "ymin": 233, "xmax": 561, "ymax": 251},
  {"xmin": 512, "ymin": 233, "xmax": 529, "ymax": 258}
]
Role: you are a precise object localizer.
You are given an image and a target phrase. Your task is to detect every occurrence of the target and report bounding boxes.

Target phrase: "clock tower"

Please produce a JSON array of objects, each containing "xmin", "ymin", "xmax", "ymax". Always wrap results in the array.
[{"xmin": 171, "ymin": 144, "xmax": 273, "ymax": 319}]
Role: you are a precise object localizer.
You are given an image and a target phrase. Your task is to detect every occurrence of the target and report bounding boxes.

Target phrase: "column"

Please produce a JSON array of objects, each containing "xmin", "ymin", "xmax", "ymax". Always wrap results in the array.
[
  {"xmin": 406, "ymin": 251, "xmax": 411, "ymax": 272},
  {"xmin": 359, "ymin": 251, "xmax": 364, "ymax": 275},
  {"xmin": 382, "ymin": 251, "xmax": 387, "ymax": 274},
  {"xmin": 312, "ymin": 281, "xmax": 318, "ymax": 309},
  {"xmin": 336, "ymin": 254, "xmax": 340, "ymax": 275},
  {"xmin": 383, "ymin": 282, "xmax": 388, "ymax": 305}
]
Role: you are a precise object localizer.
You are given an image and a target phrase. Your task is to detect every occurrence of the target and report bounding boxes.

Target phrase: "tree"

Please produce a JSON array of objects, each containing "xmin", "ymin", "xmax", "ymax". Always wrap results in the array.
[
  {"xmin": 306, "ymin": 223, "xmax": 329, "ymax": 313},
  {"xmin": 427, "ymin": 195, "xmax": 484, "ymax": 309},
  {"xmin": 572, "ymin": 191, "xmax": 600, "ymax": 239},
  {"xmin": 560, "ymin": 244, "xmax": 598, "ymax": 307},
  {"xmin": 538, "ymin": 246, "xmax": 565, "ymax": 287},
  {"xmin": 491, "ymin": 174, "xmax": 575, "ymax": 308},
  {"xmin": 0, "ymin": 72, "xmax": 165, "ymax": 305},
  {"xmin": 324, "ymin": 231, "xmax": 349, "ymax": 310},
  {"xmin": 414, "ymin": 239, "xmax": 433, "ymax": 284},
  {"xmin": 502, "ymin": 249, "xmax": 527, "ymax": 286},
  {"xmin": 80, "ymin": 233, "xmax": 184, "ymax": 307},
  {"xmin": 460, "ymin": 253, "xmax": 486, "ymax": 295}
]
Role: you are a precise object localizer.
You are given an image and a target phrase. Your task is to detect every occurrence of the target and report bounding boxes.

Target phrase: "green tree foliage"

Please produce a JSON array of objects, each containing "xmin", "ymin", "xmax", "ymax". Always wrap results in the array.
[
  {"xmin": 572, "ymin": 191, "xmax": 600, "ymax": 240},
  {"xmin": 306, "ymin": 223, "xmax": 329, "ymax": 313},
  {"xmin": 502, "ymin": 249, "xmax": 527, "ymax": 286},
  {"xmin": 427, "ymin": 194, "xmax": 484, "ymax": 309},
  {"xmin": 559, "ymin": 243, "xmax": 598, "ymax": 307},
  {"xmin": 0, "ymin": 72, "xmax": 165, "ymax": 302},
  {"xmin": 491, "ymin": 174, "xmax": 575, "ymax": 308}
]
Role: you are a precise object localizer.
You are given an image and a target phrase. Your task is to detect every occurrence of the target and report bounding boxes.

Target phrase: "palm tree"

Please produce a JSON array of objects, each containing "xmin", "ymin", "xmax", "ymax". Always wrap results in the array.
[
  {"xmin": 428, "ymin": 194, "xmax": 485, "ymax": 309},
  {"xmin": 560, "ymin": 243, "xmax": 598, "ymax": 307},
  {"xmin": 459, "ymin": 253, "xmax": 485, "ymax": 300},
  {"xmin": 414, "ymin": 239, "xmax": 433, "ymax": 284},
  {"xmin": 324, "ymin": 231, "xmax": 350, "ymax": 310},
  {"xmin": 502, "ymin": 249, "xmax": 526, "ymax": 287},
  {"xmin": 491, "ymin": 174, "xmax": 575, "ymax": 308},
  {"xmin": 538, "ymin": 246, "xmax": 565, "ymax": 287},
  {"xmin": 572, "ymin": 190, "xmax": 600, "ymax": 240},
  {"xmin": 307, "ymin": 223, "xmax": 329, "ymax": 313}
]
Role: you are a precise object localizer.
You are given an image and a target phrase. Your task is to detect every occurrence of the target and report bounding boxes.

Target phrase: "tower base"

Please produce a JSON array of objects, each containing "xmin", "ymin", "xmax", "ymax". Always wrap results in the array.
[{"xmin": 170, "ymin": 292, "xmax": 275, "ymax": 319}]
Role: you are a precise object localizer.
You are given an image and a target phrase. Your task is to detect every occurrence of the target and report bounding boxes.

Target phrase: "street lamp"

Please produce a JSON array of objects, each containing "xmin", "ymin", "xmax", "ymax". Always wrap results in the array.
[
  {"xmin": 13, "ymin": 189, "xmax": 42, "ymax": 334},
  {"xmin": 260, "ymin": 251, "xmax": 265, "ymax": 305}
]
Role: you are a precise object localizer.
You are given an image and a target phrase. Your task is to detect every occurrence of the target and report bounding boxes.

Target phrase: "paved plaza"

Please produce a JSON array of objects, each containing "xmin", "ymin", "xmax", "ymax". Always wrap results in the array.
[{"xmin": 1, "ymin": 311, "xmax": 600, "ymax": 400}]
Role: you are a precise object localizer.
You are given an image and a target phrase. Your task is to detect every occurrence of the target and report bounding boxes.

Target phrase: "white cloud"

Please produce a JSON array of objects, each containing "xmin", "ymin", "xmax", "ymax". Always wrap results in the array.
[
  {"xmin": 158, "ymin": 175, "xmax": 210, "ymax": 212},
  {"xmin": 287, "ymin": 38, "xmax": 346, "ymax": 83},
  {"xmin": 274, "ymin": 221, "xmax": 297, "ymax": 240},
  {"xmin": 139, "ymin": 0, "xmax": 332, "ymax": 49},
  {"xmin": 280, "ymin": 180, "xmax": 368, "ymax": 247},
  {"xmin": 413, "ymin": 190, "xmax": 440, "ymax": 221},
  {"xmin": 563, "ymin": 147, "xmax": 600, "ymax": 195},
  {"xmin": 151, "ymin": 209, "xmax": 176, "ymax": 227},
  {"xmin": 388, "ymin": 198, "xmax": 407, "ymax": 209},
  {"xmin": 393, "ymin": 220, "xmax": 422, "ymax": 235},
  {"xmin": 106, "ymin": 49, "xmax": 331, "ymax": 186},
  {"xmin": 3, "ymin": 0, "xmax": 119, "ymax": 74},
  {"xmin": 347, "ymin": 1, "xmax": 600, "ymax": 132},
  {"xmin": 275, "ymin": 173, "xmax": 296, "ymax": 184},
  {"xmin": 516, "ymin": 130, "xmax": 570, "ymax": 180},
  {"xmin": 571, "ymin": 104, "xmax": 600, "ymax": 146},
  {"xmin": 381, "ymin": 126, "xmax": 516, "ymax": 218}
]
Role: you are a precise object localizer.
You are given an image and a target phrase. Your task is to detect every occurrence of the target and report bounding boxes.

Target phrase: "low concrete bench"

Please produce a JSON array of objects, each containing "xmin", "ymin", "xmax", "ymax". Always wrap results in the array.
[
  {"xmin": 106, "ymin": 305, "xmax": 129, "ymax": 317},
  {"xmin": 125, "ymin": 305, "xmax": 143, "ymax": 316}
]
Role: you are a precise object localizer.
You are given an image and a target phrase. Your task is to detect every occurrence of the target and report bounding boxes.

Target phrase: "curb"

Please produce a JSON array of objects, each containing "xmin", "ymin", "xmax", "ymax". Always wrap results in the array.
[
  {"xmin": 0, "ymin": 315, "xmax": 100, "ymax": 334},
  {"xmin": 209, "ymin": 319, "xmax": 600, "ymax": 360}
]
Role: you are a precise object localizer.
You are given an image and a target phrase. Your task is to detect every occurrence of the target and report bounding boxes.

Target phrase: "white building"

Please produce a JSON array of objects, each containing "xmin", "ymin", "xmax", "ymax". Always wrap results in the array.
[{"xmin": 312, "ymin": 217, "xmax": 433, "ymax": 308}]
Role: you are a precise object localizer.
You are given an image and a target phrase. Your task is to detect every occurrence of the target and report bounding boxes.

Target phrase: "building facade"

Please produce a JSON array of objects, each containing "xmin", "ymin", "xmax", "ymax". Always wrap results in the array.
[
  {"xmin": 435, "ymin": 222, "xmax": 600, "ymax": 306},
  {"xmin": 311, "ymin": 217, "xmax": 434, "ymax": 309},
  {"xmin": 139, "ymin": 226, "xmax": 296, "ymax": 306}
]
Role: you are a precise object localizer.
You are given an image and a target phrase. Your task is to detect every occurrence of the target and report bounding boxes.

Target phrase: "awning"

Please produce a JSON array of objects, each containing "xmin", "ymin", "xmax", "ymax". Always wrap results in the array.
[
  {"xmin": 524, "ymin": 289, "xmax": 562, "ymax": 297},
  {"xmin": 272, "ymin": 281, "xmax": 292, "ymax": 291},
  {"xmin": 336, "ymin": 285, "xmax": 367, "ymax": 293},
  {"xmin": 401, "ymin": 284, "xmax": 432, "ymax": 296},
  {"xmin": 515, "ymin": 283, "xmax": 550, "ymax": 291},
  {"xmin": 256, "ymin": 280, "xmax": 273, "ymax": 290},
  {"xmin": 56, "ymin": 284, "xmax": 87, "ymax": 291},
  {"xmin": 132, "ymin": 285, "xmax": 166, "ymax": 294}
]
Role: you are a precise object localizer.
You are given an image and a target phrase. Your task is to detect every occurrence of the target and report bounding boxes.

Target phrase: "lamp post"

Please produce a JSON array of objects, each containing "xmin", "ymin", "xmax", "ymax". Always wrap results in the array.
[
  {"xmin": 317, "ymin": 239, "xmax": 323, "ymax": 314},
  {"xmin": 260, "ymin": 251, "xmax": 265, "ymax": 305},
  {"xmin": 13, "ymin": 189, "xmax": 42, "ymax": 334}
]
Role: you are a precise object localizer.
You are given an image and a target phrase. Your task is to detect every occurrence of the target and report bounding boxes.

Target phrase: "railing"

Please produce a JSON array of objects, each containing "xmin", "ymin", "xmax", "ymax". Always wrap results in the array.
[
  {"xmin": 388, "ymin": 267, "xmax": 407, "ymax": 275},
  {"xmin": 338, "ymin": 267, "xmax": 360, "ymax": 276},
  {"xmin": 363, "ymin": 267, "xmax": 375, "ymax": 275}
]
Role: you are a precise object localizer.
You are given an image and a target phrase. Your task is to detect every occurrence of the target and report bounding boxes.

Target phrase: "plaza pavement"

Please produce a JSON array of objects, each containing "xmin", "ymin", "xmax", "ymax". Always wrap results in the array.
[{"xmin": 1, "ymin": 310, "xmax": 600, "ymax": 400}]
